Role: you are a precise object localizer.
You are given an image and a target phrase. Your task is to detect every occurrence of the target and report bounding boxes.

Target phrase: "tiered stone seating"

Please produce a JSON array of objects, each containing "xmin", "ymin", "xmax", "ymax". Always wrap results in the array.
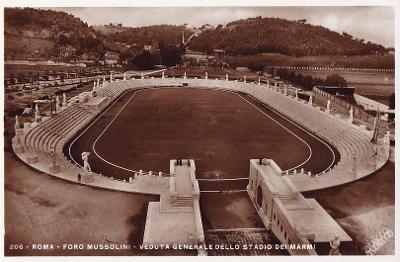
[
  {"xmin": 242, "ymin": 83, "xmax": 375, "ymax": 176},
  {"xmin": 19, "ymin": 77, "xmax": 384, "ymax": 189},
  {"xmin": 24, "ymin": 105, "xmax": 93, "ymax": 159}
]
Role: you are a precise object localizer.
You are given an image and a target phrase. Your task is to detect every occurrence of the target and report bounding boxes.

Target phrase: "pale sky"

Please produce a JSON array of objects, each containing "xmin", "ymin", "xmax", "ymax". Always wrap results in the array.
[{"xmin": 47, "ymin": 6, "xmax": 394, "ymax": 47}]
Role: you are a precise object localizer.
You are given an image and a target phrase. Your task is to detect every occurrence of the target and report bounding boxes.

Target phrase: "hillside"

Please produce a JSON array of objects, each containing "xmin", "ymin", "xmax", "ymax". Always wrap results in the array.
[
  {"xmin": 188, "ymin": 17, "xmax": 388, "ymax": 56},
  {"xmin": 101, "ymin": 24, "xmax": 192, "ymax": 47},
  {"xmin": 4, "ymin": 8, "xmax": 393, "ymax": 69},
  {"xmin": 4, "ymin": 8, "xmax": 105, "ymax": 60}
]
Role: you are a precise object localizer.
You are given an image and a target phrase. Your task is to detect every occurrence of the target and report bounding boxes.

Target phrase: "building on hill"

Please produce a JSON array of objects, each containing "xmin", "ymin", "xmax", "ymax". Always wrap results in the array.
[
  {"xmin": 213, "ymin": 49, "xmax": 225, "ymax": 57},
  {"xmin": 105, "ymin": 51, "xmax": 119, "ymax": 65}
]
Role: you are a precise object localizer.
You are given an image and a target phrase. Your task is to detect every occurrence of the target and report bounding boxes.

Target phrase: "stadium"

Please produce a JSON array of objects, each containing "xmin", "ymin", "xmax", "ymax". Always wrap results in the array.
[{"xmin": 10, "ymin": 70, "xmax": 392, "ymax": 255}]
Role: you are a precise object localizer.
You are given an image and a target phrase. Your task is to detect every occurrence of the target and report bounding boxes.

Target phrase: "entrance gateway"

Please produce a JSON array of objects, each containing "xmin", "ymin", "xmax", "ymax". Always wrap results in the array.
[{"xmin": 247, "ymin": 158, "xmax": 352, "ymax": 255}]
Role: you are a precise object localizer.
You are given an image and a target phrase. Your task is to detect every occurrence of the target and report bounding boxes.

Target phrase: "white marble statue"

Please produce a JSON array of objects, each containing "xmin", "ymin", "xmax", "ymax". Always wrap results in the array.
[
  {"xmin": 295, "ymin": 89, "xmax": 298, "ymax": 99},
  {"xmin": 81, "ymin": 152, "xmax": 92, "ymax": 174},
  {"xmin": 110, "ymin": 72, "xmax": 113, "ymax": 82},
  {"xmin": 308, "ymin": 94, "xmax": 313, "ymax": 105},
  {"xmin": 226, "ymin": 74, "xmax": 229, "ymax": 81},
  {"xmin": 34, "ymin": 104, "xmax": 40, "ymax": 122},
  {"xmin": 349, "ymin": 106, "xmax": 354, "ymax": 121},
  {"xmin": 97, "ymin": 78, "xmax": 100, "ymax": 87},
  {"xmin": 184, "ymin": 72, "xmax": 187, "ymax": 79},
  {"xmin": 327, "ymin": 99, "xmax": 331, "ymax": 111},
  {"xmin": 15, "ymin": 115, "xmax": 20, "ymax": 130},
  {"xmin": 123, "ymin": 72, "xmax": 127, "ymax": 80},
  {"xmin": 258, "ymin": 77, "xmax": 261, "ymax": 85},
  {"xmin": 205, "ymin": 72, "xmax": 208, "ymax": 79},
  {"xmin": 329, "ymin": 234, "xmax": 341, "ymax": 255},
  {"xmin": 243, "ymin": 75, "xmax": 246, "ymax": 83},
  {"xmin": 162, "ymin": 71, "xmax": 165, "ymax": 79},
  {"xmin": 62, "ymin": 93, "xmax": 67, "ymax": 107},
  {"xmin": 384, "ymin": 131, "xmax": 390, "ymax": 147},
  {"xmin": 56, "ymin": 96, "xmax": 60, "ymax": 109}
]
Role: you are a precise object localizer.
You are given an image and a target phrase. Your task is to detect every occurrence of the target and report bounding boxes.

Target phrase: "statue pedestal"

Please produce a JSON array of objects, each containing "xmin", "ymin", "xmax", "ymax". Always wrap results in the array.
[
  {"xmin": 48, "ymin": 163, "xmax": 61, "ymax": 174},
  {"xmin": 13, "ymin": 144, "xmax": 25, "ymax": 154},
  {"xmin": 16, "ymin": 129, "xmax": 24, "ymax": 136},
  {"xmin": 81, "ymin": 172, "xmax": 95, "ymax": 183},
  {"xmin": 27, "ymin": 155, "xmax": 39, "ymax": 164}
]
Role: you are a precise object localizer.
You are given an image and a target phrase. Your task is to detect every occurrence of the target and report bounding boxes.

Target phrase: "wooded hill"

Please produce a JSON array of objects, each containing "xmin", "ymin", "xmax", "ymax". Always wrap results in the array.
[
  {"xmin": 5, "ymin": 8, "xmax": 105, "ymax": 60},
  {"xmin": 188, "ymin": 17, "xmax": 389, "ymax": 56}
]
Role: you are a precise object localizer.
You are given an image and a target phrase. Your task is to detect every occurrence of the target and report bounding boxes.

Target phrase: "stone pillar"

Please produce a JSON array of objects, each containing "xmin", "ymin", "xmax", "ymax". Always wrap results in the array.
[
  {"xmin": 284, "ymin": 85, "xmax": 288, "ymax": 96},
  {"xmin": 97, "ymin": 78, "xmax": 100, "ymax": 87},
  {"xmin": 141, "ymin": 72, "xmax": 144, "ymax": 79},
  {"xmin": 110, "ymin": 72, "xmax": 113, "ymax": 82},
  {"xmin": 274, "ymin": 82, "xmax": 278, "ymax": 92},
  {"xmin": 295, "ymin": 89, "xmax": 298, "ymax": 99},
  {"xmin": 266, "ymin": 80, "xmax": 270, "ymax": 88},
  {"xmin": 258, "ymin": 77, "xmax": 261, "ymax": 85}
]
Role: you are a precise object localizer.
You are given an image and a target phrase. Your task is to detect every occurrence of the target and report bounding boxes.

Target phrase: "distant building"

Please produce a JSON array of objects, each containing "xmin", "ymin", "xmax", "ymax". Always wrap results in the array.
[
  {"xmin": 105, "ymin": 51, "xmax": 119, "ymax": 65},
  {"xmin": 213, "ymin": 49, "xmax": 225, "ymax": 57}
]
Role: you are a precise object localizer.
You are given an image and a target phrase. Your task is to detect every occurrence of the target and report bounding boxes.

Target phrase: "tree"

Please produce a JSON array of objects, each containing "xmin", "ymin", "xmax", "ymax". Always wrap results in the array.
[
  {"xmin": 160, "ymin": 44, "xmax": 183, "ymax": 66},
  {"xmin": 301, "ymin": 75, "xmax": 314, "ymax": 90},
  {"xmin": 325, "ymin": 74, "xmax": 347, "ymax": 87},
  {"xmin": 130, "ymin": 51, "xmax": 155, "ymax": 70}
]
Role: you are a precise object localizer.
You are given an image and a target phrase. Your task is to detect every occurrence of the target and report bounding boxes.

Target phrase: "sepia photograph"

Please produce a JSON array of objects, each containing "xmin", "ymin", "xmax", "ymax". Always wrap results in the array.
[{"xmin": 2, "ymin": 0, "xmax": 398, "ymax": 259}]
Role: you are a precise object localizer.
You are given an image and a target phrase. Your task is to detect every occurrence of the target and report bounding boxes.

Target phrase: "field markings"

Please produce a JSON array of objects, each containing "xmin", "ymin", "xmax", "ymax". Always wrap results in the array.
[
  {"xmin": 91, "ymin": 91, "xmax": 144, "ymax": 174},
  {"xmin": 234, "ymin": 92, "xmax": 313, "ymax": 172},
  {"xmin": 91, "ymin": 87, "xmax": 310, "ymax": 178},
  {"xmin": 68, "ymin": 90, "xmax": 135, "ymax": 168},
  {"xmin": 242, "ymin": 93, "xmax": 336, "ymax": 174},
  {"xmin": 69, "ymin": 86, "xmax": 335, "ymax": 180}
]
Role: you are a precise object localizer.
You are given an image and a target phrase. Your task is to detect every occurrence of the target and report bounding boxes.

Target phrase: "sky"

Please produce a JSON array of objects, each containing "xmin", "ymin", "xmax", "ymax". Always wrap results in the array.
[{"xmin": 48, "ymin": 6, "xmax": 394, "ymax": 47}]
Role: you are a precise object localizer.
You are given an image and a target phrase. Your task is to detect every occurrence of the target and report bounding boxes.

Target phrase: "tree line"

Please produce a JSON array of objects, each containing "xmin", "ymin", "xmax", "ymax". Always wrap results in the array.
[{"xmin": 270, "ymin": 68, "xmax": 348, "ymax": 90}]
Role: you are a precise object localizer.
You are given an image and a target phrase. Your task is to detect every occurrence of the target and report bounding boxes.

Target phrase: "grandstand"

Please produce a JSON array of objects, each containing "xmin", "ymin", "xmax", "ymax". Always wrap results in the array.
[{"xmin": 13, "ymin": 73, "xmax": 390, "ymax": 193}]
